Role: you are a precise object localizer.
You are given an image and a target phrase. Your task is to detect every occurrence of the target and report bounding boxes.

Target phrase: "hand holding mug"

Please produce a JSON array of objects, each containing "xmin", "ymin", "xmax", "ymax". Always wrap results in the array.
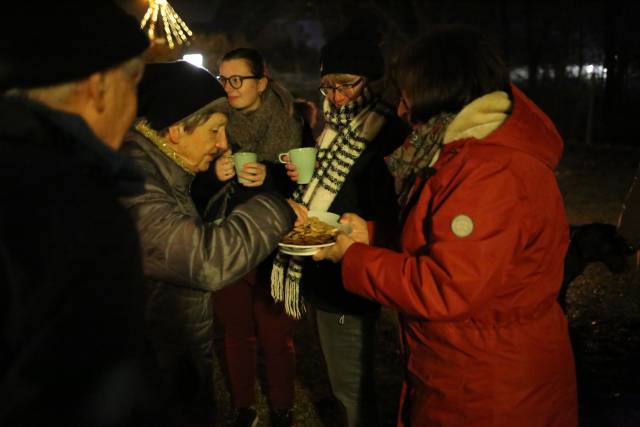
[
  {"xmin": 215, "ymin": 150, "xmax": 235, "ymax": 181},
  {"xmin": 233, "ymin": 151, "xmax": 266, "ymax": 187},
  {"xmin": 281, "ymin": 155, "xmax": 300, "ymax": 182},
  {"xmin": 278, "ymin": 147, "xmax": 317, "ymax": 184},
  {"xmin": 238, "ymin": 162, "xmax": 267, "ymax": 187}
]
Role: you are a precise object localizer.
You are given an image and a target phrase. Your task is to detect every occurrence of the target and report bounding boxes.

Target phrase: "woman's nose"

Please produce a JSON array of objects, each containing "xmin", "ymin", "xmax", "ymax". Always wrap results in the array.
[
  {"xmin": 223, "ymin": 83, "xmax": 234, "ymax": 94},
  {"xmin": 331, "ymin": 92, "xmax": 348, "ymax": 107},
  {"xmin": 217, "ymin": 129, "xmax": 229, "ymax": 150},
  {"xmin": 397, "ymin": 98, "xmax": 411, "ymax": 123}
]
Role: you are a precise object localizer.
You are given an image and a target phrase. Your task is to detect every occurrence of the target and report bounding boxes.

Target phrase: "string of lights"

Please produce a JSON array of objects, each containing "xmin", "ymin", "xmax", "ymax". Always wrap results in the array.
[{"xmin": 140, "ymin": 0, "xmax": 193, "ymax": 49}]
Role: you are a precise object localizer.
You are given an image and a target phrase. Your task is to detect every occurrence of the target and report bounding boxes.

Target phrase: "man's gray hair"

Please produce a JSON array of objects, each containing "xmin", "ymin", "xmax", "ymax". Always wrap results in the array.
[
  {"xmin": 4, "ymin": 56, "xmax": 145, "ymax": 105},
  {"xmin": 4, "ymin": 81, "xmax": 77, "ymax": 104}
]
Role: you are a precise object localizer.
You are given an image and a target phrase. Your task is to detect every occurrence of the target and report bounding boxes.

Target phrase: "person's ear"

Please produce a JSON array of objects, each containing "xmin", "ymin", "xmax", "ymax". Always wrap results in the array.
[
  {"xmin": 167, "ymin": 123, "xmax": 184, "ymax": 145},
  {"xmin": 257, "ymin": 76, "xmax": 268, "ymax": 94},
  {"xmin": 86, "ymin": 72, "xmax": 107, "ymax": 112}
]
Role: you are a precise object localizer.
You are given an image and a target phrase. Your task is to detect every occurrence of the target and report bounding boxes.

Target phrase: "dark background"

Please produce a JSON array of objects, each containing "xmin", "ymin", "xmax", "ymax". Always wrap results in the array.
[{"xmin": 120, "ymin": 0, "xmax": 640, "ymax": 146}]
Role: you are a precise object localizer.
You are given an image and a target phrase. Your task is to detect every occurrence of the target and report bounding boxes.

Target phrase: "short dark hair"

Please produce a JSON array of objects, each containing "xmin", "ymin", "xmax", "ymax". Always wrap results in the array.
[
  {"xmin": 393, "ymin": 25, "xmax": 510, "ymax": 123},
  {"xmin": 221, "ymin": 48, "xmax": 266, "ymax": 77}
]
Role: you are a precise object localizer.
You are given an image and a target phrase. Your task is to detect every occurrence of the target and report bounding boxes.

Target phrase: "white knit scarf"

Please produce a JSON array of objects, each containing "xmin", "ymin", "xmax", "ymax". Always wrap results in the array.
[{"xmin": 270, "ymin": 88, "xmax": 388, "ymax": 318}]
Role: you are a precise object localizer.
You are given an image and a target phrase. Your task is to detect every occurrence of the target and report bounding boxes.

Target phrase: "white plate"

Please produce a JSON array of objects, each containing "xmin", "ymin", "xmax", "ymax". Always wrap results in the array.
[
  {"xmin": 278, "ymin": 241, "xmax": 335, "ymax": 256},
  {"xmin": 307, "ymin": 210, "xmax": 340, "ymax": 226},
  {"xmin": 278, "ymin": 210, "xmax": 340, "ymax": 256}
]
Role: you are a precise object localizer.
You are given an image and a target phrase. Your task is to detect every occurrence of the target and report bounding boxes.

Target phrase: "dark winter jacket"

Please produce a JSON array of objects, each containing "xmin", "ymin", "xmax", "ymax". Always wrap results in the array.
[
  {"xmin": 119, "ymin": 128, "xmax": 294, "ymax": 425},
  {"xmin": 301, "ymin": 112, "xmax": 409, "ymax": 315},
  {"xmin": 121, "ymin": 130, "xmax": 296, "ymax": 292},
  {"xmin": 0, "ymin": 97, "xmax": 164, "ymax": 426}
]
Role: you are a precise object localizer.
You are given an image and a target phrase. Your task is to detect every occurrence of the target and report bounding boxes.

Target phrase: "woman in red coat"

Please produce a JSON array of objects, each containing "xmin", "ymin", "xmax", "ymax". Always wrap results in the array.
[{"xmin": 315, "ymin": 26, "xmax": 578, "ymax": 427}]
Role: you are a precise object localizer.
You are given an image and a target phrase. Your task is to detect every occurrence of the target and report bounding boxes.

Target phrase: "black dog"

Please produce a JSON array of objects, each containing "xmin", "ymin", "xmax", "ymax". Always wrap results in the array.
[{"xmin": 559, "ymin": 223, "xmax": 636, "ymax": 311}]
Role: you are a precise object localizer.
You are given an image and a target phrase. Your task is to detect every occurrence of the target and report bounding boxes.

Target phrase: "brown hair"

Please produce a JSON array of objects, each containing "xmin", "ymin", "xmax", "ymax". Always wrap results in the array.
[
  {"xmin": 393, "ymin": 25, "xmax": 510, "ymax": 123},
  {"xmin": 222, "ymin": 48, "xmax": 266, "ymax": 77}
]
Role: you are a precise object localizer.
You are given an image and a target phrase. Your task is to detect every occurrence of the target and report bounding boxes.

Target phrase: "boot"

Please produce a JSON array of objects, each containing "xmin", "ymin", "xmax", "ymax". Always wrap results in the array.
[
  {"xmin": 230, "ymin": 407, "xmax": 258, "ymax": 427},
  {"xmin": 270, "ymin": 408, "xmax": 294, "ymax": 427}
]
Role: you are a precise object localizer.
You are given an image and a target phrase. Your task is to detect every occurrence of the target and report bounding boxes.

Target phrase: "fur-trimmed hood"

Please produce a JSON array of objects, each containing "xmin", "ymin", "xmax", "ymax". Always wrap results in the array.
[{"xmin": 444, "ymin": 84, "xmax": 563, "ymax": 170}]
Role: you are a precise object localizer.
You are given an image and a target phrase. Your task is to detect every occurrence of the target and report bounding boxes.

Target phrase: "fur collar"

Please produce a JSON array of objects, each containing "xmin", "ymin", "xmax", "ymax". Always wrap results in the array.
[{"xmin": 443, "ymin": 91, "xmax": 511, "ymax": 144}]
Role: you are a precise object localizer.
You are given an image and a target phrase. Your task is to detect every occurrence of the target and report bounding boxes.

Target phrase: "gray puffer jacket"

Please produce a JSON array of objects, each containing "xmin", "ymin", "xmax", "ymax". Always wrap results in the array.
[{"xmin": 120, "ymin": 131, "xmax": 296, "ymax": 292}]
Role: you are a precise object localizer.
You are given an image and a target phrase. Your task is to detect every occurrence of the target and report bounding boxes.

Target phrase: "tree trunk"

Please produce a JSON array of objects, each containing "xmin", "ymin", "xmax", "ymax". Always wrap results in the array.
[
  {"xmin": 525, "ymin": 0, "xmax": 539, "ymax": 91},
  {"xmin": 586, "ymin": 75, "xmax": 595, "ymax": 145},
  {"xmin": 603, "ymin": 0, "xmax": 620, "ymax": 143},
  {"xmin": 499, "ymin": 0, "xmax": 510, "ymax": 64}
]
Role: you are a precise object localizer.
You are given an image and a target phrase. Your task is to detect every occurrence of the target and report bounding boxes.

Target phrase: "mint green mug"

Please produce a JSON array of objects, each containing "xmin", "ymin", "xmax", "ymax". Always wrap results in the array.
[
  {"xmin": 233, "ymin": 152, "xmax": 257, "ymax": 184},
  {"xmin": 278, "ymin": 147, "xmax": 317, "ymax": 184}
]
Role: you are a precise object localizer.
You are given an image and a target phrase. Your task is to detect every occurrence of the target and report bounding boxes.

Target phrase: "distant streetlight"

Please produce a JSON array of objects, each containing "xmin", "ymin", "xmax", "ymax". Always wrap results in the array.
[{"xmin": 183, "ymin": 54, "xmax": 204, "ymax": 68}]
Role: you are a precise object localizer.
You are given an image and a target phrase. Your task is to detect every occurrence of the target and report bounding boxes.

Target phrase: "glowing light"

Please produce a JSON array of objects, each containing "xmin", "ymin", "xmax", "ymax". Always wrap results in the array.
[
  {"xmin": 183, "ymin": 54, "xmax": 204, "ymax": 68},
  {"xmin": 140, "ymin": 0, "xmax": 193, "ymax": 49}
]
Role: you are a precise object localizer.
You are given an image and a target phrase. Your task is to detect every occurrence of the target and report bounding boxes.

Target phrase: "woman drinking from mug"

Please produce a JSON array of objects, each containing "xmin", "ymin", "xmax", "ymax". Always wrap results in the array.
[
  {"xmin": 121, "ymin": 61, "xmax": 306, "ymax": 427},
  {"xmin": 191, "ymin": 48, "xmax": 308, "ymax": 427},
  {"xmin": 274, "ymin": 27, "xmax": 408, "ymax": 427}
]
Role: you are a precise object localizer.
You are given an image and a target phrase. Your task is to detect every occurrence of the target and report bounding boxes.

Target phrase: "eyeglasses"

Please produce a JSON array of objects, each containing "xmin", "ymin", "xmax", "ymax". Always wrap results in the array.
[
  {"xmin": 319, "ymin": 78, "xmax": 363, "ymax": 97},
  {"xmin": 215, "ymin": 74, "xmax": 261, "ymax": 89}
]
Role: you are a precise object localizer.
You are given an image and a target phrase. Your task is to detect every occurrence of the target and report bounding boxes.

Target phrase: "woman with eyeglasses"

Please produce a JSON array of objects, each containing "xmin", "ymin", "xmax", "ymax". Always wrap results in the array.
[
  {"xmin": 190, "ymin": 48, "xmax": 309, "ymax": 427},
  {"xmin": 274, "ymin": 27, "xmax": 409, "ymax": 427}
]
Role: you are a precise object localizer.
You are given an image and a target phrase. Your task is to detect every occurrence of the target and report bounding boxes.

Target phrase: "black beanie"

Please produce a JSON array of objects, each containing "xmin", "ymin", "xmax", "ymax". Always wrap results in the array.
[
  {"xmin": 136, "ymin": 61, "xmax": 227, "ymax": 130},
  {"xmin": 0, "ymin": 1, "xmax": 149, "ymax": 91},
  {"xmin": 320, "ymin": 28, "xmax": 384, "ymax": 80}
]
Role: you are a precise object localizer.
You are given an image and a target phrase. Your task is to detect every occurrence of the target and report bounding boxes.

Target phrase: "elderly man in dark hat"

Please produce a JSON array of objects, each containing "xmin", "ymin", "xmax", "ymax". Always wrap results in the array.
[
  {"xmin": 0, "ymin": 1, "xmax": 162, "ymax": 427},
  {"xmin": 120, "ymin": 60, "xmax": 306, "ymax": 427}
]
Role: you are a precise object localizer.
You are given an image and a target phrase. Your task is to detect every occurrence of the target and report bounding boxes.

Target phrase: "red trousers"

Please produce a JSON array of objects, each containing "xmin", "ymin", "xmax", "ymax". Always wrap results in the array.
[{"xmin": 213, "ymin": 270, "xmax": 297, "ymax": 410}]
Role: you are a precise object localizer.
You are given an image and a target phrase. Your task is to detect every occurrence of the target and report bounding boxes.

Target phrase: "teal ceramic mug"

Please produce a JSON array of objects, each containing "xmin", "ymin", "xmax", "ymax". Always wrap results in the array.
[
  {"xmin": 233, "ymin": 152, "xmax": 257, "ymax": 184},
  {"xmin": 278, "ymin": 147, "xmax": 317, "ymax": 184}
]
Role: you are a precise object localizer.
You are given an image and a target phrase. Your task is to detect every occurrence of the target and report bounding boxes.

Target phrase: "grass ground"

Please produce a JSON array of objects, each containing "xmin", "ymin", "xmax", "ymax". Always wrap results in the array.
[
  {"xmin": 213, "ymin": 142, "xmax": 640, "ymax": 426},
  {"xmin": 557, "ymin": 143, "xmax": 640, "ymax": 426}
]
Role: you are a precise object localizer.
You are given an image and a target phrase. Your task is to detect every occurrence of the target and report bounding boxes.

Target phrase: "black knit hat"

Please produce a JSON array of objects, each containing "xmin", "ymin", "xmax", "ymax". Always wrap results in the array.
[
  {"xmin": 137, "ymin": 61, "xmax": 227, "ymax": 130},
  {"xmin": 0, "ymin": 1, "xmax": 149, "ymax": 91},
  {"xmin": 320, "ymin": 28, "xmax": 384, "ymax": 80}
]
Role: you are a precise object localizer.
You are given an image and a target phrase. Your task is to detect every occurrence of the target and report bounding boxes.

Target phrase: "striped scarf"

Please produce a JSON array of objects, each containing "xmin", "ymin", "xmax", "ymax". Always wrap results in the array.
[{"xmin": 270, "ymin": 87, "xmax": 388, "ymax": 318}]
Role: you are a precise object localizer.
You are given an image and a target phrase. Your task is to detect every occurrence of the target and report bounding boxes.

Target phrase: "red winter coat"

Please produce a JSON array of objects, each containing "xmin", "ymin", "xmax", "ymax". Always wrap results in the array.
[{"xmin": 342, "ymin": 86, "xmax": 578, "ymax": 427}]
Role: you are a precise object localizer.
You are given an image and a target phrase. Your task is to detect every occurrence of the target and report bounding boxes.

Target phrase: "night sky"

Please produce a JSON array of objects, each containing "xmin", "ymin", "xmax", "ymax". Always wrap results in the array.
[{"xmin": 119, "ymin": 0, "xmax": 640, "ymax": 146}]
